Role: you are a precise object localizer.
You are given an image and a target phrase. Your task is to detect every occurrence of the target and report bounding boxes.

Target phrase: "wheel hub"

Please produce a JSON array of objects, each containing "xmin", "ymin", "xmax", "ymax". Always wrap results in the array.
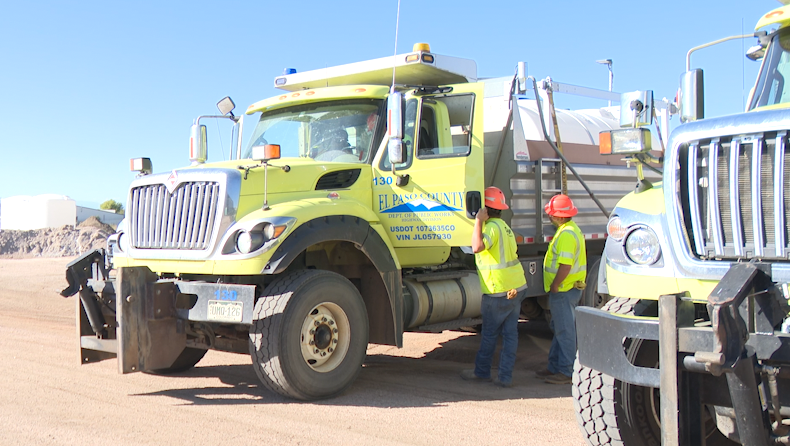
[{"xmin": 300, "ymin": 303, "xmax": 349, "ymax": 372}]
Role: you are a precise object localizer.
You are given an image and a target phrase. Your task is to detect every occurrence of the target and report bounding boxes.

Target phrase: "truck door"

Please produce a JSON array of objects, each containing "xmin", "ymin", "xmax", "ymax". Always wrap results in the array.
[{"xmin": 372, "ymin": 83, "xmax": 485, "ymax": 250}]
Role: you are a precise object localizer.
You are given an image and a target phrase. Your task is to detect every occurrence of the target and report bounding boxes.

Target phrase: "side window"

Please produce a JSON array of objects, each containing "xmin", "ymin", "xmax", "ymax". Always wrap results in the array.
[{"xmin": 417, "ymin": 93, "xmax": 474, "ymax": 158}]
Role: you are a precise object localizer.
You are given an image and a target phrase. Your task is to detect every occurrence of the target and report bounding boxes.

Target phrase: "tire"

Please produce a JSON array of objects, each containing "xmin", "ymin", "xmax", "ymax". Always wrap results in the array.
[
  {"xmin": 147, "ymin": 347, "xmax": 207, "ymax": 375},
  {"xmin": 249, "ymin": 269, "xmax": 369, "ymax": 400},
  {"xmin": 572, "ymin": 297, "xmax": 737, "ymax": 446},
  {"xmin": 580, "ymin": 257, "xmax": 610, "ymax": 309},
  {"xmin": 520, "ymin": 297, "xmax": 545, "ymax": 320}
]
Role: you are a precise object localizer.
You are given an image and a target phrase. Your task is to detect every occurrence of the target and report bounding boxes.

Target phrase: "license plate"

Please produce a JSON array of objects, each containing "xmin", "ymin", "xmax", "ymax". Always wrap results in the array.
[{"xmin": 207, "ymin": 300, "xmax": 243, "ymax": 323}]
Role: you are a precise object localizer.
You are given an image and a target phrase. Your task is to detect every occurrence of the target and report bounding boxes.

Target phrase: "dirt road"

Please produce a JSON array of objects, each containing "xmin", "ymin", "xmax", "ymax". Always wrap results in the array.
[{"xmin": 0, "ymin": 257, "xmax": 585, "ymax": 446}]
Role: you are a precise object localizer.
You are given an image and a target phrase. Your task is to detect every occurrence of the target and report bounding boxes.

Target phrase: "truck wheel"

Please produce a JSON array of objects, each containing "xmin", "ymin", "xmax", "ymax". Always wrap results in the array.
[
  {"xmin": 249, "ymin": 269, "xmax": 369, "ymax": 400},
  {"xmin": 520, "ymin": 297, "xmax": 544, "ymax": 320},
  {"xmin": 580, "ymin": 258, "xmax": 609, "ymax": 309},
  {"xmin": 147, "ymin": 347, "xmax": 208, "ymax": 375},
  {"xmin": 572, "ymin": 297, "xmax": 736, "ymax": 446}
]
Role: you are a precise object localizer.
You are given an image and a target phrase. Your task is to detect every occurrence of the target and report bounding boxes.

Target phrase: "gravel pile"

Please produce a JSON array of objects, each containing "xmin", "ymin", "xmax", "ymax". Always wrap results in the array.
[{"xmin": 0, "ymin": 217, "xmax": 115, "ymax": 258}]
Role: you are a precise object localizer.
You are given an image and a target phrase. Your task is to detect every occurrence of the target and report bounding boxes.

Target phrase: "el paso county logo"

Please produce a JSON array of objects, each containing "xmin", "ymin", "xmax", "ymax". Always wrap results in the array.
[{"xmin": 378, "ymin": 192, "xmax": 464, "ymax": 214}]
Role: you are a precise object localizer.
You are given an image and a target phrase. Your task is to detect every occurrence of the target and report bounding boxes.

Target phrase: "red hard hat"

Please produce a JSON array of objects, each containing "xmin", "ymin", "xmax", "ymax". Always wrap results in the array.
[
  {"xmin": 484, "ymin": 187, "xmax": 509, "ymax": 210},
  {"xmin": 544, "ymin": 194, "xmax": 578, "ymax": 217}
]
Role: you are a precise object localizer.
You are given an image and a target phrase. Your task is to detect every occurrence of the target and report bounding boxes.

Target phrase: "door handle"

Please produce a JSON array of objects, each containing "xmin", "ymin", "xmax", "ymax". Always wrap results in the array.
[{"xmin": 465, "ymin": 191, "xmax": 481, "ymax": 219}]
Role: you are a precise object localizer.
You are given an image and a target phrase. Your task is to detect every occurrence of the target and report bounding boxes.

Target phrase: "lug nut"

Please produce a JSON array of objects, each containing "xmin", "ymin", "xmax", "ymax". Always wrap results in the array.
[
  {"xmin": 328, "ymin": 347, "xmax": 333, "ymax": 353},
  {"xmin": 314, "ymin": 349, "xmax": 319, "ymax": 354},
  {"xmin": 329, "ymin": 320, "xmax": 334, "ymax": 325},
  {"xmin": 333, "ymin": 339, "xmax": 338, "ymax": 344},
  {"xmin": 310, "ymin": 340, "xmax": 314, "ymax": 345},
  {"xmin": 314, "ymin": 321, "xmax": 319, "ymax": 326},
  {"xmin": 333, "ymin": 328, "xmax": 338, "ymax": 333},
  {"xmin": 310, "ymin": 329, "xmax": 315, "ymax": 335},
  {"xmin": 322, "ymin": 317, "xmax": 327, "ymax": 322}
]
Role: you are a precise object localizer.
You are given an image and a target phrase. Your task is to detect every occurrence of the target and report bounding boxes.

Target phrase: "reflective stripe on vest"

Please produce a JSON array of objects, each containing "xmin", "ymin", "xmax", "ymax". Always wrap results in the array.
[
  {"xmin": 543, "ymin": 221, "xmax": 587, "ymax": 292},
  {"xmin": 544, "ymin": 227, "xmax": 585, "ymax": 275},
  {"xmin": 476, "ymin": 219, "xmax": 520, "ymax": 271},
  {"xmin": 475, "ymin": 218, "xmax": 526, "ymax": 294}
]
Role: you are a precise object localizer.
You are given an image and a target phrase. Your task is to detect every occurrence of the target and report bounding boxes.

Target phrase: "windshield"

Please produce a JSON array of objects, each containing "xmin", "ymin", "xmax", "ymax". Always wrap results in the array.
[
  {"xmin": 750, "ymin": 28, "xmax": 790, "ymax": 110},
  {"xmin": 242, "ymin": 99, "xmax": 384, "ymax": 163}
]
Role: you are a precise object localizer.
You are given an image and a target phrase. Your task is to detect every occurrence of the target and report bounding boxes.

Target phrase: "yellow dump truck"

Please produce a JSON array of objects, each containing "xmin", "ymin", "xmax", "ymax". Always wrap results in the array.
[
  {"xmin": 573, "ymin": 3, "xmax": 790, "ymax": 445},
  {"xmin": 62, "ymin": 44, "xmax": 661, "ymax": 400}
]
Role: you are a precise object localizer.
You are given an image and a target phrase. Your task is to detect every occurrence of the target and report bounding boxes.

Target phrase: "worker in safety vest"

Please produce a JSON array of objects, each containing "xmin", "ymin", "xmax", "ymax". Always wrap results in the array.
[
  {"xmin": 537, "ymin": 194, "xmax": 587, "ymax": 384},
  {"xmin": 461, "ymin": 186, "xmax": 528, "ymax": 388}
]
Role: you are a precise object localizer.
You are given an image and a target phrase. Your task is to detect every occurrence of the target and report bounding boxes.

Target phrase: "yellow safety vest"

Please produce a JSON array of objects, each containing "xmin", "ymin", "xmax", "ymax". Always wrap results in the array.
[
  {"xmin": 475, "ymin": 218, "xmax": 527, "ymax": 295},
  {"xmin": 543, "ymin": 221, "xmax": 587, "ymax": 293}
]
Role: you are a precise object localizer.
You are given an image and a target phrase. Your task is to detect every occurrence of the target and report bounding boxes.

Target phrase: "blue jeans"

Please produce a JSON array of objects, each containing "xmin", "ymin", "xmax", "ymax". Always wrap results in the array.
[
  {"xmin": 474, "ymin": 290, "xmax": 526, "ymax": 384},
  {"xmin": 547, "ymin": 288, "xmax": 582, "ymax": 377}
]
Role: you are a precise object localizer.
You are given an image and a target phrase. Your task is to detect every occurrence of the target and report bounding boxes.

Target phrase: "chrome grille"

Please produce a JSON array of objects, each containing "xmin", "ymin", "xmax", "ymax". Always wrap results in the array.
[
  {"xmin": 679, "ymin": 131, "xmax": 789, "ymax": 260},
  {"xmin": 129, "ymin": 181, "xmax": 221, "ymax": 250}
]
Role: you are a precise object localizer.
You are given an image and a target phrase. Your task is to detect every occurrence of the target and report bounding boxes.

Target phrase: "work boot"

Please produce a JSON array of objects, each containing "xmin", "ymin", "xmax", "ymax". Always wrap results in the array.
[
  {"xmin": 534, "ymin": 368, "xmax": 553, "ymax": 378},
  {"xmin": 544, "ymin": 373, "xmax": 572, "ymax": 384},
  {"xmin": 460, "ymin": 369, "xmax": 492, "ymax": 382},
  {"xmin": 493, "ymin": 378, "xmax": 512, "ymax": 388}
]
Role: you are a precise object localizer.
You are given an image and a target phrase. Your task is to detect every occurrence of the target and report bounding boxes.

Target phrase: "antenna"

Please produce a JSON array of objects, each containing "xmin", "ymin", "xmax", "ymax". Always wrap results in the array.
[{"xmin": 391, "ymin": 0, "xmax": 401, "ymax": 91}]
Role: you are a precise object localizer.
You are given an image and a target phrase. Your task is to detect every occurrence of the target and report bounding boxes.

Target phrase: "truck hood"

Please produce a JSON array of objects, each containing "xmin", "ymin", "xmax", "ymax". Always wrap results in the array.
[{"xmin": 189, "ymin": 158, "xmax": 368, "ymax": 197}]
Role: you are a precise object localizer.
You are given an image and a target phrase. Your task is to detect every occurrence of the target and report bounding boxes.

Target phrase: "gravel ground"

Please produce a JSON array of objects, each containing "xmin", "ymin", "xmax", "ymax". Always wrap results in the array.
[{"xmin": 0, "ymin": 257, "xmax": 586, "ymax": 446}]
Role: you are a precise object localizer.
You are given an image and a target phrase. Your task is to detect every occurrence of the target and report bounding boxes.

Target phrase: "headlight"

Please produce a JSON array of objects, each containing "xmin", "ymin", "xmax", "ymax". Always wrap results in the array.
[
  {"xmin": 263, "ymin": 223, "xmax": 275, "ymax": 240},
  {"xmin": 607, "ymin": 216, "xmax": 627, "ymax": 241},
  {"xmin": 227, "ymin": 219, "xmax": 293, "ymax": 255},
  {"xmin": 236, "ymin": 230, "xmax": 264, "ymax": 254},
  {"xmin": 117, "ymin": 232, "xmax": 128, "ymax": 253},
  {"xmin": 625, "ymin": 227, "xmax": 661, "ymax": 265}
]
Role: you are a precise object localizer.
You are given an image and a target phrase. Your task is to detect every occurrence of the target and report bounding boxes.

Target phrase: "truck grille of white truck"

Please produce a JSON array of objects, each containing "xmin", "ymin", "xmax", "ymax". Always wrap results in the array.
[
  {"xmin": 680, "ymin": 131, "xmax": 790, "ymax": 260},
  {"xmin": 128, "ymin": 181, "xmax": 221, "ymax": 250}
]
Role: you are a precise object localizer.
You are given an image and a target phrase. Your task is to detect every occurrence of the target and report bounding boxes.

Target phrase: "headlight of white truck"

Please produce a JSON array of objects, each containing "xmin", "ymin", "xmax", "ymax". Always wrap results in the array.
[{"xmin": 625, "ymin": 227, "xmax": 661, "ymax": 265}]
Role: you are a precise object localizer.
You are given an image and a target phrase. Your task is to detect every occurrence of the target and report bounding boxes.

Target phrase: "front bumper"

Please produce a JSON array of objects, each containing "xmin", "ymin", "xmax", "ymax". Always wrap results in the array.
[{"xmin": 65, "ymin": 250, "xmax": 257, "ymax": 374}]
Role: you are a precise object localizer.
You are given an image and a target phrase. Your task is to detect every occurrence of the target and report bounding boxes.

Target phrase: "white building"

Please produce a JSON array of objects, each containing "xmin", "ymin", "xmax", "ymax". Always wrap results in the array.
[{"xmin": 0, "ymin": 195, "xmax": 123, "ymax": 230}]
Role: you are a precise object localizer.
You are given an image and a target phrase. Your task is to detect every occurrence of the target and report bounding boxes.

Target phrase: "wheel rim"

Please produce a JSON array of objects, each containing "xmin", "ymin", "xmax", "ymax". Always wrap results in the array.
[{"xmin": 299, "ymin": 302, "xmax": 351, "ymax": 372}]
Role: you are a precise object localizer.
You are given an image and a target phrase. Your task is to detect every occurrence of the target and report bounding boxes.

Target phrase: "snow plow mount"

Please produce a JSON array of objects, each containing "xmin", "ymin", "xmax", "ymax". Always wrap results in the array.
[{"xmin": 577, "ymin": 262, "xmax": 790, "ymax": 445}]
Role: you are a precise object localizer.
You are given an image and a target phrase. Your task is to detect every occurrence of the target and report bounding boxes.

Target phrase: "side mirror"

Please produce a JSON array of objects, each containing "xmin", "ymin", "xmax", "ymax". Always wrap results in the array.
[
  {"xmin": 746, "ymin": 44, "xmax": 766, "ymax": 61},
  {"xmin": 680, "ymin": 69, "xmax": 704, "ymax": 123},
  {"xmin": 217, "ymin": 96, "xmax": 236, "ymax": 117},
  {"xmin": 189, "ymin": 124, "xmax": 207, "ymax": 164},
  {"xmin": 619, "ymin": 91, "xmax": 653, "ymax": 127},
  {"xmin": 387, "ymin": 91, "xmax": 405, "ymax": 165}
]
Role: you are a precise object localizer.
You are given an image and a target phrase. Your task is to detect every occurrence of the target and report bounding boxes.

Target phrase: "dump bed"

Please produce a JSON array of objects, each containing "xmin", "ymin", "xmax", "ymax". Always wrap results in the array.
[{"xmin": 481, "ymin": 82, "xmax": 662, "ymax": 244}]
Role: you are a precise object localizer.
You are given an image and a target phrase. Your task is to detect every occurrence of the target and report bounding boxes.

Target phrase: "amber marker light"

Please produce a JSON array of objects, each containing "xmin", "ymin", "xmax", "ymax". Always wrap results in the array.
[
  {"xmin": 264, "ymin": 144, "xmax": 281, "ymax": 160},
  {"xmin": 599, "ymin": 131, "xmax": 612, "ymax": 155}
]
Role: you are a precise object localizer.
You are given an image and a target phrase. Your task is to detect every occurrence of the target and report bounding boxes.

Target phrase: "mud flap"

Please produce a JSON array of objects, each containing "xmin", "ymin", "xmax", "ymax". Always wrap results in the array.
[{"xmin": 117, "ymin": 267, "xmax": 186, "ymax": 373}]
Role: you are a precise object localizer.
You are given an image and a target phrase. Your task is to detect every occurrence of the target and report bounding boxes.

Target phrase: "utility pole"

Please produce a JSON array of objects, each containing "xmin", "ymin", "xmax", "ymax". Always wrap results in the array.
[{"xmin": 596, "ymin": 59, "xmax": 613, "ymax": 107}]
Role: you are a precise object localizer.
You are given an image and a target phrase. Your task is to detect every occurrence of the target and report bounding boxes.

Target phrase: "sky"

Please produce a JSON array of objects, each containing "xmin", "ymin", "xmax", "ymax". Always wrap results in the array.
[{"xmin": 0, "ymin": 0, "xmax": 779, "ymax": 208}]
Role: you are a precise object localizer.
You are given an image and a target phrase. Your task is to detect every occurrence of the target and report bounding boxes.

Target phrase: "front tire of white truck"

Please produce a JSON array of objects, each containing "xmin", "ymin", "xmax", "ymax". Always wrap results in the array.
[
  {"xmin": 249, "ymin": 269, "xmax": 369, "ymax": 400},
  {"xmin": 572, "ymin": 297, "xmax": 737, "ymax": 446}
]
